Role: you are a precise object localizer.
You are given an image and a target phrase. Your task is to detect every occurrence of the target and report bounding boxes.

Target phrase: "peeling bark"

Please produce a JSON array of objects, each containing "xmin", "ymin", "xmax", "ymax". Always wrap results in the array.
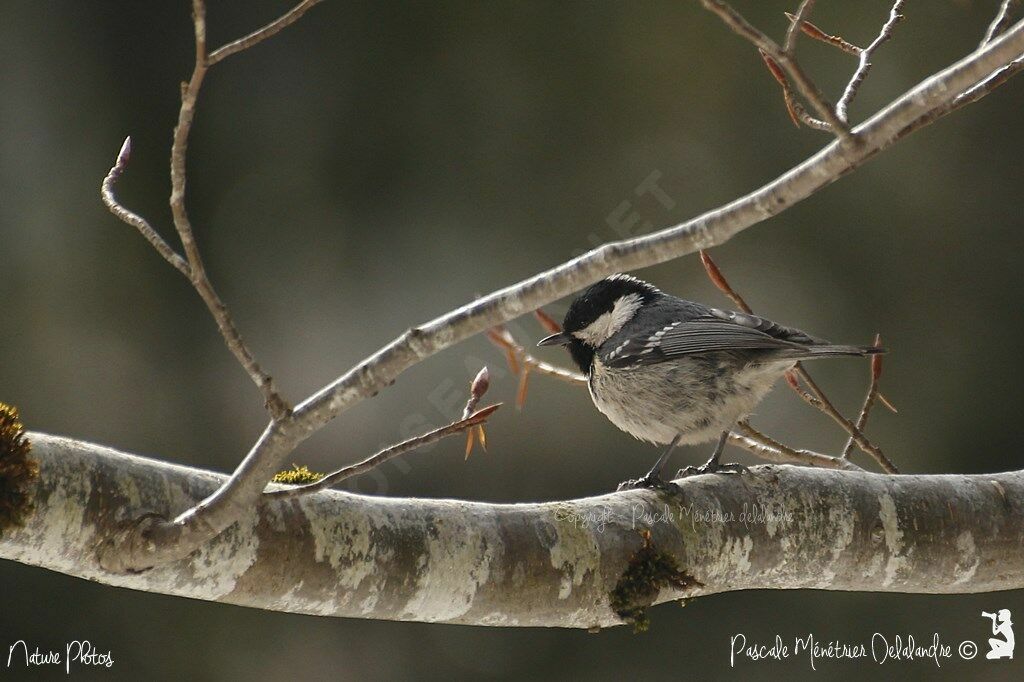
[{"xmin": 2, "ymin": 434, "xmax": 1021, "ymax": 628}]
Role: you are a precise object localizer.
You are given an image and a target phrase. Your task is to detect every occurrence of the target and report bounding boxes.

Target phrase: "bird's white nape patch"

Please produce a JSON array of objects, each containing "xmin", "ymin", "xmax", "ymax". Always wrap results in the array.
[{"xmin": 573, "ymin": 293, "xmax": 643, "ymax": 346}]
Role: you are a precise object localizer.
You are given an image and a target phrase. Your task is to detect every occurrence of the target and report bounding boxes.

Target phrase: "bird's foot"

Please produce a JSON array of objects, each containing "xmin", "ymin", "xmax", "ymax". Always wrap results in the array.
[
  {"xmin": 676, "ymin": 460, "xmax": 749, "ymax": 479},
  {"xmin": 616, "ymin": 472, "xmax": 683, "ymax": 495}
]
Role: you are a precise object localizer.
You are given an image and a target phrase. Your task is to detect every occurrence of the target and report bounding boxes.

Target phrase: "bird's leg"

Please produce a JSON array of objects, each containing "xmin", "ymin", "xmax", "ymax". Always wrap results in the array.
[
  {"xmin": 677, "ymin": 429, "xmax": 748, "ymax": 478},
  {"xmin": 617, "ymin": 435, "xmax": 682, "ymax": 492}
]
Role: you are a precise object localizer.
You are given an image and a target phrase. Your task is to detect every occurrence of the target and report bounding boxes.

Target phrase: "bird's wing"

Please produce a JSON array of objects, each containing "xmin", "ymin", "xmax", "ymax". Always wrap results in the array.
[
  {"xmin": 602, "ymin": 309, "xmax": 820, "ymax": 368},
  {"xmin": 703, "ymin": 307, "xmax": 822, "ymax": 346}
]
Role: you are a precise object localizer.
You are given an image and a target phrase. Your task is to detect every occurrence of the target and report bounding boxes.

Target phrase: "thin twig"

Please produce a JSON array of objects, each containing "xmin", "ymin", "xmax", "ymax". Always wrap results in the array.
[
  {"xmin": 842, "ymin": 334, "xmax": 885, "ymax": 458},
  {"xmin": 207, "ymin": 0, "xmax": 324, "ymax": 66},
  {"xmin": 487, "ymin": 327, "xmax": 586, "ymax": 386},
  {"xmin": 264, "ymin": 404, "xmax": 501, "ymax": 499},
  {"xmin": 166, "ymin": 1, "xmax": 291, "ymax": 420},
  {"xmin": 836, "ymin": 0, "xmax": 907, "ymax": 122},
  {"xmin": 784, "ymin": 12, "xmax": 862, "ymax": 56},
  {"xmin": 982, "ymin": 0, "xmax": 1022, "ymax": 47},
  {"xmin": 101, "ymin": 137, "xmax": 191, "ymax": 278},
  {"xmin": 783, "ymin": 0, "xmax": 816, "ymax": 54},
  {"xmin": 699, "ymin": 0, "xmax": 854, "ymax": 141},
  {"xmin": 732, "ymin": 421, "xmax": 864, "ymax": 472},
  {"xmin": 699, "ymin": 250, "xmax": 751, "ymax": 313},
  {"xmin": 760, "ymin": 50, "xmax": 832, "ymax": 131},
  {"xmin": 790, "ymin": 367, "xmax": 898, "ymax": 473}
]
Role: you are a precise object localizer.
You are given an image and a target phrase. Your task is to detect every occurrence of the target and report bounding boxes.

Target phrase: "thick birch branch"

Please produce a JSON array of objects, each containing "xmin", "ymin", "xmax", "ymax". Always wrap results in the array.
[
  {"xmin": 4, "ymin": 434, "xmax": 1021, "ymax": 629},
  {"xmin": 97, "ymin": 19, "xmax": 1024, "ymax": 573}
]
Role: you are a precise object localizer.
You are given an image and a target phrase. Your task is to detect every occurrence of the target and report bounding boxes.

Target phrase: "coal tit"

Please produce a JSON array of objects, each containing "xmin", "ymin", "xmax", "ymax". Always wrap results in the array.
[{"xmin": 538, "ymin": 274, "xmax": 884, "ymax": 490}]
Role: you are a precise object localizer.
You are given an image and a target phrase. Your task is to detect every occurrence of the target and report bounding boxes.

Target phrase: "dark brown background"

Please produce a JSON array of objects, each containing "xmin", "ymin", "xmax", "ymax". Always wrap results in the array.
[{"xmin": 2, "ymin": 1, "xmax": 1022, "ymax": 680}]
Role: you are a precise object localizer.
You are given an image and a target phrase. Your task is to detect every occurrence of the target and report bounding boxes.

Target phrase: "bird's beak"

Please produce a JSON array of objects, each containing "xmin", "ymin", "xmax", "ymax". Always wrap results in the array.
[{"xmin": 537, "ymin": 332, "xmax": 572, "ymax": 347}]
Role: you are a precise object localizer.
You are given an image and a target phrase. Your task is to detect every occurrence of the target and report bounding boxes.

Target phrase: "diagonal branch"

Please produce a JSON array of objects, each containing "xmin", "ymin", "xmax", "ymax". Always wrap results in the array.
[
  {"xmin": 783, "ymin": 0, "xmax": 816, "ymax": 54},
  {"xmin": 207, "ymin": 0, "xmax": 323, "ymax": 66},
  {"xmin": 791, "ymin": 369, "xmax": 897, "ymax": 472},
  {"xmin": 97, "ymin": 16, "xmax": 1024, "ymax": 573},
  {"xmin": 836, "ymin": 1, "xmax": 907, "ymax": 122},
  {"xmin": 983, "ymin": 0, "xmax": 1022, "ymax": 47},
  {"xmin": 731, "ymin": 421, "xmax": 863, "ymax": 472},
  {"xmin": 264, "ymin": 404, "xmax": 501, "ymax": 500},
  {"xmin": 842, "ymin": 334, "xmax": 887, "ymax": 458}
]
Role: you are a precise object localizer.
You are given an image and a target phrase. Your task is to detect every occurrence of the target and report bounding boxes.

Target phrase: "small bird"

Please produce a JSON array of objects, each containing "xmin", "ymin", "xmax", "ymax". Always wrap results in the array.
[{"xmin": 537, "ymin": 274, "xmax": 883, "ymax": 490}]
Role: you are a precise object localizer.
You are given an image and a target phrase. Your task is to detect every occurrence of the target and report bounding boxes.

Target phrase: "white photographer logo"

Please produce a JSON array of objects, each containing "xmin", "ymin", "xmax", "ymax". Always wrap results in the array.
[{"xmin": 981, "ymin": 609, "xmax": 1014, "ymax": 660}]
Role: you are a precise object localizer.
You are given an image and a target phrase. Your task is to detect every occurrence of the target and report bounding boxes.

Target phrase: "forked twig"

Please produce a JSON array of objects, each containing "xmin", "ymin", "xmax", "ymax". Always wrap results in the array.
[
  {"xmin": 982, "ymin": 0, "xmax": 1022, "ymax": 47},
  {"xmin": 760, "ymin": 50, "xmax": 831, "ymax": 130},
  {"xmin": 836, "ymin": 1, "xmax": 907, "ymax": 122},
  {"xmin": 789, "ymin": 368, "xmax": 897, "ymax": 473},
  {"xmin": 841, "ymin": 334, "xmax": 895, "ymax": 457},
  {"xmin": 101, "ymin": 138, "xmax": 190, "ymax": 278},
  {"xmin": 101, "ymin": 0, "xmax": 323, "ymax": 421},
  {"xmin": 699, "ymin": 0, "xmax": 853, "ymax": 141},
  {"xmin": 732, "ymin": 421, "xmax": 863, "ymax": 472}
]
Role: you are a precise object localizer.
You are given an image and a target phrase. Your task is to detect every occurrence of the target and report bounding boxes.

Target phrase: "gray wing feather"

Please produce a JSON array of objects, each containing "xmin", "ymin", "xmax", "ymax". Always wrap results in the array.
[
  {"xmin": 604, "ymin": 319, "xmax": 804, "ymax": 367},
  {"xmin": 704, "ymin": 307, "xmax": 823, "ymax": 345},
  {"xmin": 602, "ymin": 305, "xmax": 833, "ymax": 368}
]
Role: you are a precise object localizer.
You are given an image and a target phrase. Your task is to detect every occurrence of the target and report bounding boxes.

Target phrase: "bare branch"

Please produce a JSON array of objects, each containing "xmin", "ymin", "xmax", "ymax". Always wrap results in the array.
[
  {"xmin": 790, "ymin": 367, "xmax": 898, "ymax": 473},
  {"xmin": 731, "ymin": 421, "xmax": 863, "ymax": 471},
  {"xmin": 842, "ymin": 334, "xmax": 886, "ymax": 458},
  {"xmin": 699, "ymin": 250, "xmax": 753, "ymax": 313},
  {"xmin": 783, "ymin": 0, "xmax": 816, "ymax": 54},
  {"xmin": 207, "ymin": 0, "xmax": 324, "ymax": 66},
  {"xmin": 759, "ymin": 50, "xmax": 832, "ymax": 132},
  {"xmin": 264, "ymin": 404, "xmax": 501, "ymax": 500},
  {"xmin": 101, "ymin": 137, "xmax": 191, "ymax": 278},
  {"xmin": 164, "ymin": 1, "xmax": 292, "ymax": 421},
  {"xmin": 836, "ymin": 1, "xmax": 907, "ymax": 122},
  {"xmin": 699, "ymin": 0, "xmax": 854, "ymax": 141},
  {"xmin": 983, "ymin": 0, "xmax": 1022, "ymax": 47},
  {"xmin": 97, "ymin": 19, "xmax": 1024, "ymax": 573}
]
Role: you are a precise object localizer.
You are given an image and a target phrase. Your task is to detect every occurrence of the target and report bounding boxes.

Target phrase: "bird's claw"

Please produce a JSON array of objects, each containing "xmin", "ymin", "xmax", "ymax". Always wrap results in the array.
[
  {"xmin": 616, "ymin": 473, "xmax": 683, "ymax": 495},
  {"xmin": 676, "ymin": 461, "xmax": 749, "ymax": 479}
]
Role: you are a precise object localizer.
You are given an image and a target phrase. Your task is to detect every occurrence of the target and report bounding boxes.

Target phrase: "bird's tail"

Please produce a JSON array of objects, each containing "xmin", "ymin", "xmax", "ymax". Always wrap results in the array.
[{"xmin": 781, "ymin": 344, "xmax": 886, "ymax": 360}]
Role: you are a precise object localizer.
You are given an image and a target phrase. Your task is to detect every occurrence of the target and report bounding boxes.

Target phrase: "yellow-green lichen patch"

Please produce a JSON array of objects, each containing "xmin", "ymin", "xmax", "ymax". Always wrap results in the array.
[
  {"xmin": 0, "ymin": 402, "xmax": 38, "ymax": 535},
  {"xmin": 272, "ymin": 464, "xmax": 325, "ymax": 485},
  {"xmin": 609, "ymin": 530, "xmax": 701, "ymax": 633}
]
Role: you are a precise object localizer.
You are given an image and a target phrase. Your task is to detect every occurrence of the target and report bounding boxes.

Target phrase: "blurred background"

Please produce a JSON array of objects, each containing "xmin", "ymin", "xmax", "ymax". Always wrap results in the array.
[{"xmin": 2, "ymin": 0, "xmax": 1022, "ymax": 679}]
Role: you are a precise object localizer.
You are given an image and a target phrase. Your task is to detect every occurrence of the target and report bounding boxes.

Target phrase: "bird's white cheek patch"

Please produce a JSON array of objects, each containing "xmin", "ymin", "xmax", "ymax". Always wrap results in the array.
[{"xmin": 573, "ymin": 294, "xmax": 642, "ymax": 346}]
